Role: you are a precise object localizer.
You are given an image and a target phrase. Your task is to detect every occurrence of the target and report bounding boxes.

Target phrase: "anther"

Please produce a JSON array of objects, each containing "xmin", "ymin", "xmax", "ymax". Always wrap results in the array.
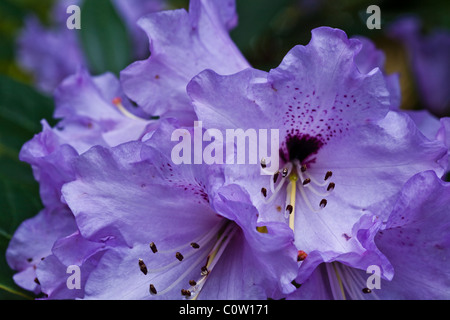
[
  {"xmin": 273, "ymin": 171, "xmax": 280, "ymax": 184},
  {"xmin": 320, "ymin": 199, "xmax": 327, "ymax": 208},
  {"xmin": 301, "ymin": 164, "xmax": 307, "ymax": 172},
  {"xmin": 302, "ymin": 178, "xmax": 311, "ymax": 185},
  {"xmin": 176, "ymin": 252, "xmax": 184, "ymax": 261},
  {"xmin": 138, "ymin": 258, "xmax": 148, "ymax": 275},
  {"xmin": 190, "ymin": 243, "xmax": 200, "ymax": 249},
  {"xmin": 150, "ymin": 242, "xmax": 158, "ymax": 253},
  {"xmin": 291, "ymin": 280, "xmax": 301, "ymax": 289},
  {"xmin": 149, "ymin": 284, "xmax": 157, "ymax": 295},
  {"xmin": 362, "ymin": 288, "xmax": 372, "ymax": 294},
  {"xmin": 189, "ymin": 280, "xmax": 197, "ymax": 286},
  {"xmin": 112, "ymin": 97, "xmax": 122, "ymax": 105},
  {"xmin": 282, "ymin": 168, "xmax": 289, "ymax": 178},
  {"xmin": 297, "ymin": 250, "xmax": 308, "ymax": 262},
  {"xmin": 181, "ymin": 289, "xmax": 191, "ymax": 297},
  {"xmin": 201, "ymin": 266, "xmax": 209, "ymax": 276},
  {"xmin": 327, "ymin": 182, "xmax": 335, "ymax": 191},
  {"xmin": 112, "ymin": 96, "xmax": 143, "ymax": 120},
  {"xmin": 261, "ymin": 187, "xmax": 267, "ymax": 197},
  {"xmin": 286, "ymin": 204, "xmax": 293, "ymax": 214},
  {"xmin": 260, "ymin": 158, "xmax": 267, "ymax": 169},
  {"xmin": 324, "ymin": 171, "xmax": 333, "ymax": 181}
]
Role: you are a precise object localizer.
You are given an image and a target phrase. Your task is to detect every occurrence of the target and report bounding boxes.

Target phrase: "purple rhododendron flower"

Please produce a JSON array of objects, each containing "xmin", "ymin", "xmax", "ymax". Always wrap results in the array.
[
  {"xmin": 187, "ymin": 27, "xmax": 448, "ymax": 288},
  {"xmin": 388, "ymin": 16, "xmax": 450, "ymax": 117},
  {"xmin": 6, "ymin": 0, "xmax": 450, "ymax": 300},
  {"xmin": 16, "ymin": 0, "xmax": 165, "ymax": 93},
  {"xmin": 59, "ymin": 121, "xmax": 298, "ymax": 299}
]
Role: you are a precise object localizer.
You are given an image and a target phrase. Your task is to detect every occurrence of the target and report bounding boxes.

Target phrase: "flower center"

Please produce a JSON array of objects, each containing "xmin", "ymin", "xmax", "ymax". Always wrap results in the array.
[
  {"xmin": 260, "ymin": 158, "xmax": 335, "ymax": 234},
  {"xmin": 259, "ymin": 132, "xmax": 334, "ymax": 235},
  {"xmin": 280, "ymin": 134, "xmax": 323, "ymax": 164},
  {"xmin": 138, "ymin": 219, "xmax": 237, "ymax": 299}
]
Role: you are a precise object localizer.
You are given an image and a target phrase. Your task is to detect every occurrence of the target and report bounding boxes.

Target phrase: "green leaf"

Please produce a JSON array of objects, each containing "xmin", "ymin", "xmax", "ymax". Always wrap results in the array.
[
  {"xmin": 79, "ymin": 0, "xmax": 133, "ymax": 76},
  {"xmin": 0, "ymin": 75, "xmax": 55, "ymax": 299}
]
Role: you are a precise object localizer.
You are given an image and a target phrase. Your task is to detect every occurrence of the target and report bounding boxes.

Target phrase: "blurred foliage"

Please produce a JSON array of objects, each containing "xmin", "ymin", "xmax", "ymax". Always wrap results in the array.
[
  {"xmin": 0, "ymin": 0, "xmax": 449, "ymax": 299},
  {"xmin": 0, "ymin": 75, "xmax": 55, "ymax": 299},
  {"xmin": 0, "ymin": 0, "xmax": 55, "ymax": 83},
  {"xmin": 80, "ymin": 0, "xmax": 132, "ymax": 76}
]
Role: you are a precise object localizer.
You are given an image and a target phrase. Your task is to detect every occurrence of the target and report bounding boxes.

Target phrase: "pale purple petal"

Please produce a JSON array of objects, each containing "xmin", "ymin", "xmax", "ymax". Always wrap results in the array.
[
  {"xmin": 374, "ymin": 171, "xmax": 450, "ymax": 299},
  {"xmin": 19, "ymin": 121, "xmax": 79, "ymax": 209},
  {"xmin": 120, "ymin": 0, "xmax": 249, "ymax": 120},
  {"xmin": 6, "ymin": 207, "xmax": 77, "ymax": 293}
]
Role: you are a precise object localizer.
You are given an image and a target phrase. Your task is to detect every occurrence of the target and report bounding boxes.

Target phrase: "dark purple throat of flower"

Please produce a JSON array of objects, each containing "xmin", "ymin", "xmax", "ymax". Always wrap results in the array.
[{"xmin": 280, "ymin": 134, "xmax": 323, "ymax": 164}]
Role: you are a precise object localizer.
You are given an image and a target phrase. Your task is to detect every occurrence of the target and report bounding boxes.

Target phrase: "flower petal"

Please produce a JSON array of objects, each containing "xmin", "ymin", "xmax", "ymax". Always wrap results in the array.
[
  {"xmin": 120, "ymin": 0, "xmax": 249, "ymax": 120},
  {"xmin": 374, "ymin": 171, "xmax": 450, "ymax": 299}
]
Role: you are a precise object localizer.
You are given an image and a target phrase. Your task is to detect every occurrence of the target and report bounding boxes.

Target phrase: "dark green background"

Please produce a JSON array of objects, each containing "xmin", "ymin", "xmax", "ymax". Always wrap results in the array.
[{"xmin": 0, "ymin": 0, "xmax": 448, "ymax": 299}]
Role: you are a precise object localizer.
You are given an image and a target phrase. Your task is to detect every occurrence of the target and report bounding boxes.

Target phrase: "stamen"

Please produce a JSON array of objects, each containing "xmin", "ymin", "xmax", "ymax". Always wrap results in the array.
[
  {"xmin": 297, "ymin": 182, "xmax": 321, "ymax": 213},
  {"xmin": 150, "ymin": 242, "xmax": 158, "ymax": 253},
  {"xmin": 297, "ymin": 164, "xmax": 334, "ymax": 198},
  {"xmin": 138, "ymin": 259, "xmax": 148, "ymax": 275},
  {"xmin": 181, "ymin": 289, "xmax": 192, "ymax": 297},
  {"xmin": 149, "ymin": 284, "xmax": 157, "ymax": 295},
  {"xmin": 260, "ymin": 158, "xmax": 267, "ymax": 169},
  {"xmin": 263, "ymin": 175, "xmax": 288, "ymax": 204},
  {"xmin": 188, "ymin": 225, "xmax": 237, "ymax": 300},
  {"xmin": 190, "ymin": 243, "xmax": 200, "ymax": 249},
  {"xmin": 330, "ymin": 263, "xmax": 346, "ymax": 300},
  {"xmin": 296, "ymin": 163, "xmax": 329, "ymax": 187},
  {"xmin": 263, "ymin": 163, "xmax": 293, "ymax": 204},
  {"xmin": 324, "ymin": 171, "xmax": 333, "ymax": 181},
  {"xmin": 148, "ymin": 222, "xmax": 237, "ymax": 299},
  {"xmin": 286, "ymin": 205, "xmax": 293, "ymax": 214},
  {"xmin": 328, "ymin": 263, "xmax": 381, "ymax": 300},
  {"xmin": 201, "ymin": 265, "xmax": 209, "ymax": 276},
  {"xmin": 261, "ymin": 187, "xmax": 267, "ymax": 198},
  {"xmin": 304, "ymin": 183, "xmax": 333, "ymax": 197},
  {"xmin": 152, "ymin": 244, "xmax": 212, "ymax": 296},
  {"xmin": 273, "ymin": 171, "xmax": 280, "ymax": 184},
  {"xmin": 112, "ymin": 97, "xmax": 144, "ymax": 121},
  {"xmin": 175, "ymin": 252, "xmax": 184, "ymax": 261},
  {"xmin": 297, "ymin": 250, "xmax": 308, "ymax": 261},
  {"xmin": 291, "ymin": 280, "xmax": 301, "ymax": 289},
  {"xmin": 320, "ymin": 199, "xmax": 327, "ymax": 208},
  {"xmin": 155, "ymin": 222, "xmax": 223, "ymax": 255}
]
